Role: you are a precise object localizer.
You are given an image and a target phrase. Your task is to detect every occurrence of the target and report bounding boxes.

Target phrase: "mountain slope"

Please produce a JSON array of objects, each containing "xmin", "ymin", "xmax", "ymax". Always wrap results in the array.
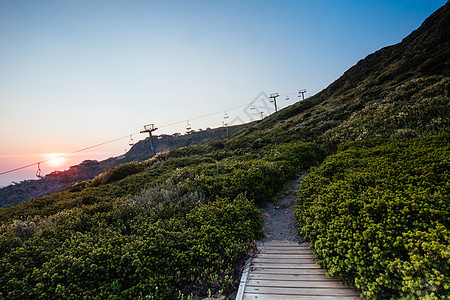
[
  {"xmin": 236, "ymin": 2, "xmax": 449, "ymax": 149},
  {"xmin": 0, "ymin": 3, "xmax": 448, "ymax": 300}
]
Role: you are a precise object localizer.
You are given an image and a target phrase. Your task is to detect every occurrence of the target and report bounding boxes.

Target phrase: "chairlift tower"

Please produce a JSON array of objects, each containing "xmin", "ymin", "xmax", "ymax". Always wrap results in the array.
[
  {"xmin": 298, "ymin": 89, "xmax": 307, "ymax": 101},
  {"xmin": 269, "ymin": 93, "xmax": 279, "ymax": 112},
  {"xmin": 222, "ymin": 120, "xmax": 229, "ymax": 136},
  {"xmin": 140, "ymin": 124, "xmax": 157, "ymax": 156}
]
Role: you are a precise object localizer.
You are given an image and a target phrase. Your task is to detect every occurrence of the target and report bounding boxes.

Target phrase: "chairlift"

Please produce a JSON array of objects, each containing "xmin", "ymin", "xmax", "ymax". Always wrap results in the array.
[
  {"xmin": 128, "ymin": 134, "xmax": 134, "ymax": 146},
  {"xmin": 250, "ymin": 104, "xmax": 255, "ymax": 110},
  {"xmin": 186, "ymin": 121, "xmax": 192, "ymax": 131},
  {"xmin": 298, "ymin": 89, "xmax": 307, "ymax": 100},
  {"xmin": 224, "ymin": 111, "xmax": 229, "ymax": 119},
  {"xmin": 222, "ymin": 120, "xmax": 228, "ymax": 127},
  {"xmin": 36, "ymin": 163, "xmax": 43, "ymax": 179},
  {"xmin": 286, "ymin": 95, "xmax": 290, "ymax": 101}
]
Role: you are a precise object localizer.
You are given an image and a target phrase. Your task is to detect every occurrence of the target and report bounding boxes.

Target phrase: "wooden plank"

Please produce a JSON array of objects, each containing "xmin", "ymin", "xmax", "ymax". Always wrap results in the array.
[
  {"xmin": 260, "ymin": 246, "xmax": 308, "ymax": 251},
  {"xmin": 261, "ymin": 246, "xmax": 312, "ymax": 250},
  {"xmin": 258, "ymin": 253, "xmax": 315, "ymax": 257},
  {"xmin": 246, "ymin": 279, "xmax": 351, "ymax": 289},
  {"xmin": 251, "ymin": 267, "xmax": 327, "ymax": 275},
  {"xmin": 260, "ymin": 243, "xmax": 310, "ymax": 247},
  {"xmin": 259, "ymin": 252, "xmax": 314, "ymax": 256},
  {"xmin": 260, "ymin": 249, "xmax": 313, "ymax": 254},
  {"xmin": 248, "ymin": 273, "xmax": 340, "ymax": 282},
  {"xmin": 244, "ymin": 286, "xmax": 360, "ymax": 296},
  {"xmin": 253, "ymin": 258, "xmax": 317, "ymax": 264},
  {"xmin": 251, "ymin": 262, "xmax": 321, "ymax": 269},
  {"xmin": 257, "ymin": 253, "xmax": 316, "ymax": 259},
  {"xmin": 243, "ymin": 294, "xmax": 361, "ymax": 300}
]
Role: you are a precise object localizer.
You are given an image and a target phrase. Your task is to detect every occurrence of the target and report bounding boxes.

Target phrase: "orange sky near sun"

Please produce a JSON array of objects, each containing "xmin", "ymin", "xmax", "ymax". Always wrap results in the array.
[{"xmin": 0, "ymin": 139, "xmax": 131, "ymax": 187}]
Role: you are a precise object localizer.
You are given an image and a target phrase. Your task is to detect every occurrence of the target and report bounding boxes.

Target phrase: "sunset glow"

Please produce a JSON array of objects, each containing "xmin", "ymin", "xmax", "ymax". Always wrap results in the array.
[{"xmin": 42, "ymin": 153, "xmax": 69, "ymax": 168}]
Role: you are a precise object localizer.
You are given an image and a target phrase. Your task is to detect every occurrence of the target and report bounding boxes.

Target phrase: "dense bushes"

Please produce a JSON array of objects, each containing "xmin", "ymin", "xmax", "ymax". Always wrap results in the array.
[
  {"xmin": 0, "ymin": 193, "xmax": 261, "ymax": 299},
  {"xmin": 319, "ymin": 77, "xmax": 449, "ymax": 151},
  {"xmin": 90, "ymin": 162, "xmax": 145, "ymax": 187},
  {"xmin": 0, "ymin": 141, "xmax": 324, "ymax": 299},
  {"xmin": 168, "ymin": 142, "xmax": 326, "ymax": 205},
  {"xmin": 296, "ymin": 134, "xmax": 449, "ymax": 299}
]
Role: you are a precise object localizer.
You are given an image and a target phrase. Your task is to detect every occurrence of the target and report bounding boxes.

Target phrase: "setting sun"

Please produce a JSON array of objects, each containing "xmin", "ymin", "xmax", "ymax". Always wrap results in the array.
[{"xmin": 42, "ymin": 153, "xmax": 68, "ymax": 168}]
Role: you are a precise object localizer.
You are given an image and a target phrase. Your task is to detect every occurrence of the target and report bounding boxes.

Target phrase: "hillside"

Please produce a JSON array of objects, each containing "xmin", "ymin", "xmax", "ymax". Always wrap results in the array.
[
  {"xmin": 240, "ymin": 1, "xmax": 449, "ymax": 149},
  {"xmin": 0, "ymin": 124, "xmax": 247, "ymax": 208},
  {"xmin": 0, "ymin": 3, "xmax": 448, "ymax": 299}
]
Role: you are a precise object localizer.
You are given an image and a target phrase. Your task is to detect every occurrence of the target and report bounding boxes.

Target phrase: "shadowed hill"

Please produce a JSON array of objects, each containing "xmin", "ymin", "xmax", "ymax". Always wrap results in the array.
[
  {"xmin": 0, "ymin": 124, "xmax": 249, "ymax": 208},
  {"xmin": 126, "ymin": 123, "xmax": 250, "ymax": 161}
]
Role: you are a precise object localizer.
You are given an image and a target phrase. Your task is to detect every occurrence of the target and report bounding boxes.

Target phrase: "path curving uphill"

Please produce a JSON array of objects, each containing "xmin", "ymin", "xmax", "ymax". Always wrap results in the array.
[{"xmin": 236, "ymin": 174, "xmax": 362, "ymax": 300}]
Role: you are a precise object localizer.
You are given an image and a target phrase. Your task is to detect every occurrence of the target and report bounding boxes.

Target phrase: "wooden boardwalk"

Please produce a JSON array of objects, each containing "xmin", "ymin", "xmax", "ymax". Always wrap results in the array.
[{"xmin": 236, "ymin": 240, "xmax": 361, "ymax": 300}]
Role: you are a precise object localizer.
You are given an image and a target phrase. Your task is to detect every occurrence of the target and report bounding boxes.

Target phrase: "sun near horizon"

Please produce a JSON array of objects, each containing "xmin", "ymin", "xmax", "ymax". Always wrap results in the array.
[{"xmin": 41, "ymin": 153, "xmax": 69, "ymax": 168}]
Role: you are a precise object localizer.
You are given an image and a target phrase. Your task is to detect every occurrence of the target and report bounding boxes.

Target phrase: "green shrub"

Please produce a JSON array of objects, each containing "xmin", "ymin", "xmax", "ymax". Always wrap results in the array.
[
  {"xmin": 10, "ymin": 219, "xmax": 42, "ymax": 245},
  {"xmin": 296, "ymin": 134, "xmax": 449, "ymax": 299},
  {"xmin": 90, "ymin": 162, "xmax": 144, "ymax": 186},
  {"xmin": 0, "ymin": 139, "xmax": 323, "ymax": 299},
  {"xmin": 0, "ymin": 194, "xmax": 261, "ymax": 299}
]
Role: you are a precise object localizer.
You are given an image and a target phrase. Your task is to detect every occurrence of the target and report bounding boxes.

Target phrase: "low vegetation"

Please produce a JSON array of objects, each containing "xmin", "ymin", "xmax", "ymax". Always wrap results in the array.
[
  {"xmin": 0, "ymin": 141, "xmax": 326, "ymax": 299},
  {"xmin": 296, "ymin": 134, "xmax": 449, "ymax": 299},
  {"xmin": 1, "ymin": 4, "xmax": 448, "ymax": 299}
]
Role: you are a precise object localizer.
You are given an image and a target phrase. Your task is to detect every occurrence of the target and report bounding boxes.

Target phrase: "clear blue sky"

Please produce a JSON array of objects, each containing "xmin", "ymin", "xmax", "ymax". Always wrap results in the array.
[{"xmin": 0, "ymin": 0, "xmax": 446, "ymax": 186}]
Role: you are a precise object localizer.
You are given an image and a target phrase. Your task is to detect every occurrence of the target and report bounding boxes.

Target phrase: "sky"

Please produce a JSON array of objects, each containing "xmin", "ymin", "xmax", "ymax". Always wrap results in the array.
[{"xmin": 0, "ymin": 0, "xmax": 446, "ymax": 187}]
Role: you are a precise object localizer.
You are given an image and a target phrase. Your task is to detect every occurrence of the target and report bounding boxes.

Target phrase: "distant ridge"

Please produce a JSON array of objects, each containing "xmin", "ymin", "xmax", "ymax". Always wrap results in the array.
[{"xmin": 0, "ymin": 123, "xmax": 247, "ymax": 208}]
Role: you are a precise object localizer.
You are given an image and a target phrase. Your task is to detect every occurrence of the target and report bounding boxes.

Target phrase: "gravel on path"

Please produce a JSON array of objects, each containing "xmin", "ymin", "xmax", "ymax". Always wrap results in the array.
[{"xmin": 259, "ymin": 173, "xmax": 308, "ymax": 244}]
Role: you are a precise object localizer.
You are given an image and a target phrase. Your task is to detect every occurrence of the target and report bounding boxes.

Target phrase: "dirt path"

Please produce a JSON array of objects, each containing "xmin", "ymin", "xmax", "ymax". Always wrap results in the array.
[{"xmin": 259, "ymin": 173, "xmax": 308, "ymax": 244}]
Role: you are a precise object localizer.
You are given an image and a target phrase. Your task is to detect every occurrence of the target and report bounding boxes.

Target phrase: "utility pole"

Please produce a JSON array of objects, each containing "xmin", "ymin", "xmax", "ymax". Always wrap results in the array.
[
  {"xmin": 269, "ymin": 93, "xmax": 279, "ymax": 112},
  {"xmin": 140, "ymin": 124, "xmax": 157, "ymax": 156},
  {"xmin": 298, "ymin": 89, "xmax": 307, "ymax": 101}
]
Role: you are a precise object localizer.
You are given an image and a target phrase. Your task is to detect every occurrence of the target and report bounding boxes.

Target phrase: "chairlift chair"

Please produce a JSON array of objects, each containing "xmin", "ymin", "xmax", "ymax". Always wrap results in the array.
[{"xmin": 36, "ymin": 163, "xmax": 43, "ymax": 179}]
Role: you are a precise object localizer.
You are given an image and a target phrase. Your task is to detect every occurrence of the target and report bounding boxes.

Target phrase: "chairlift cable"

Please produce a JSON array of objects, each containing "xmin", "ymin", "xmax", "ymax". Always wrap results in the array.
[{"xmin": 1, "ymin": 90, "xmax": 304, "ymax": 177}]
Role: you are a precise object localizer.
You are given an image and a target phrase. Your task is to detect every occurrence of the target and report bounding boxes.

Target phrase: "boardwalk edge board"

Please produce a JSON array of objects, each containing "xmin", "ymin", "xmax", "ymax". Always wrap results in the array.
[{"xmin": 235, "ymin": 257, "xmax": 252, "ymax": 300}]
